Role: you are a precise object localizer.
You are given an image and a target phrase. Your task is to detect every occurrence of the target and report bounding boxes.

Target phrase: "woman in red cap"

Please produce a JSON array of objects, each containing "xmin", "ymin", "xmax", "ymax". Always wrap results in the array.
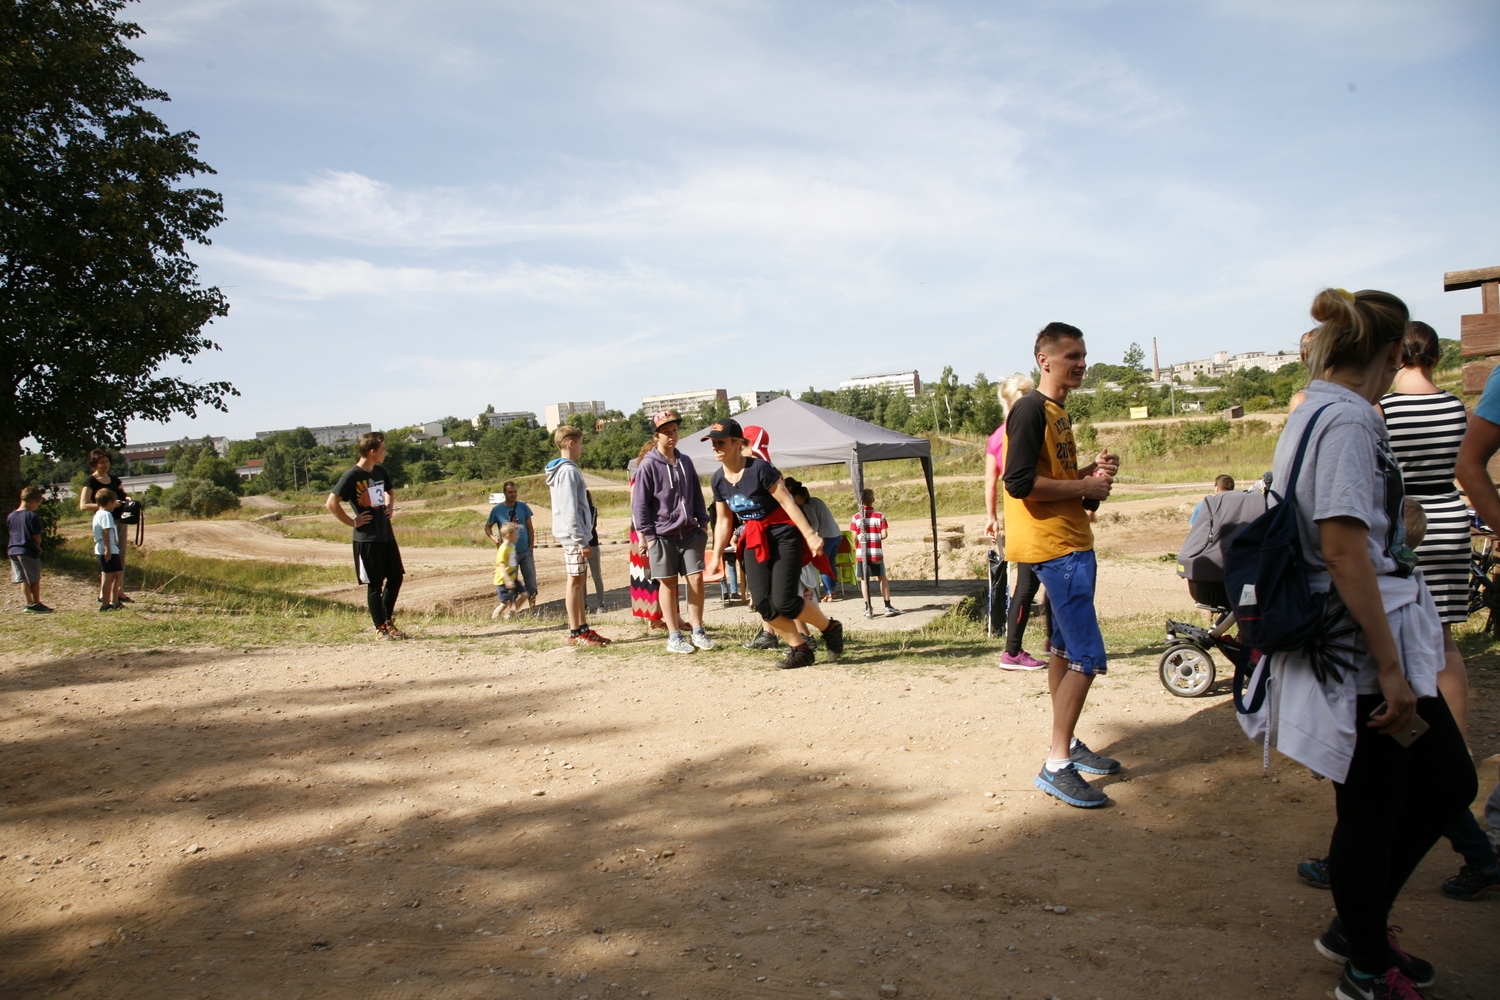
[{"xmin": 703, "ymin": 418, "xmax": 844, "ymax": 669}]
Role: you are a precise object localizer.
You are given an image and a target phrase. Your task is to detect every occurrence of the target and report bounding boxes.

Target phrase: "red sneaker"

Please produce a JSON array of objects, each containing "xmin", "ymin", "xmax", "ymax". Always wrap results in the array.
[
  {"xmin": 567, "ymin": 628, "xmax": 612, "ymax": 647},
  {"xmin": 382, "ymin": 621, "xmax": 409, "ymax": 639}
]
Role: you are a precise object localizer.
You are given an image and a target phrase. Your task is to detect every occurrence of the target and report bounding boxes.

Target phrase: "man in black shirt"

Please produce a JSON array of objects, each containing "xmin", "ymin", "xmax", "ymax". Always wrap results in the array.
[{"xmin": 327, "ymin": 432, "xmax": 407, "ymax": 639}]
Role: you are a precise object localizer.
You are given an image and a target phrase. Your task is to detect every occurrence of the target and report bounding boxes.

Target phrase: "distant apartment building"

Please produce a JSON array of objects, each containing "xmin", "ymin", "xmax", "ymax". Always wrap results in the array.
[
  {"xmin": 838, "ymin": 370, "xmax": 921, "ymax": 398},
  {"xmin": 255, "ymin": 423, "xmax": 371, "ymax": 447},
  {"xmin": 544, "ymin": 401, "xmax": 607, "ymax": 432},
  {"xmin": 472, "ymin": 411, "xmax": 537, "ymax": 431},
  {"xmin": 732, "ymin": 391, "xmax": 781, "ymax": 414},
  {"xmin": 641, "ymin": 389, "xmax": 727, "ymax": 420},
  {"xmin": 1170, "ymin": 350, "xmax": 1300, "ymax": 382},
  {"xmin": 119, "ymin": 436, "xmax": 231, "ymax": 463}
]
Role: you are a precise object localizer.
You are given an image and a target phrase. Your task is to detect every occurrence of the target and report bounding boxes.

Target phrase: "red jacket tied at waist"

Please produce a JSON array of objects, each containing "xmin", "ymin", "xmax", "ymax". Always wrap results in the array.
[{"xmin": 739, "ymin": 508, "xmax": 834, "ymax": 578}]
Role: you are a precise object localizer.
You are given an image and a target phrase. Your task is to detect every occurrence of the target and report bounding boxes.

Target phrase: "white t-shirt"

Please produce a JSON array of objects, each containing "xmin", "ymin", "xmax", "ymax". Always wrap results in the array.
[{"xmin": 92, "ymin": 508, "xmax": 119, "ymax": 555}]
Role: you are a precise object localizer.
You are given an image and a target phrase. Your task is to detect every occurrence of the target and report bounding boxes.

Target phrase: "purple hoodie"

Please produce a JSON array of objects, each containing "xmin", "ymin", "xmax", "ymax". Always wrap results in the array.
[{"xmin": 631, "ymin": 447, "xmax": 707, "ymax": 541}]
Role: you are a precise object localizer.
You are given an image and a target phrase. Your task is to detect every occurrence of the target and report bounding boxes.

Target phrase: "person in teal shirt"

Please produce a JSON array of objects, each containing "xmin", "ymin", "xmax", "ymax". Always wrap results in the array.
[{"xmin": 485, "ymin": 480, "xmax": 538, "ymax": 607}]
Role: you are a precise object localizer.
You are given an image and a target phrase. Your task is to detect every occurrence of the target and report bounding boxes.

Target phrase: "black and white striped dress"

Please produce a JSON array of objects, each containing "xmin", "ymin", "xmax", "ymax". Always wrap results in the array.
[{"xmin": 1381, "ymin": 390, "xmax": 1470, "ymax": 624}]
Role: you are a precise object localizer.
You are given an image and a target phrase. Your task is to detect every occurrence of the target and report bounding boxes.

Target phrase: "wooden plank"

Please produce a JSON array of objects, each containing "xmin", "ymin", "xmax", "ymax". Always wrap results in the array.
[
  {"xmin": 1485, "ymin": 282, "xmax": 1499, "ymax": 314},
  {"xmin": 1444, "ymin": 266, "xmax": 1500, "ymax": 291},
  {"xmin": 1463, "ymin": 359, "xmax": 1497, "ymax": 394},
  {"xmin": 1460, "ymin": 313, "xmax": 1500, "ymax": 357}
]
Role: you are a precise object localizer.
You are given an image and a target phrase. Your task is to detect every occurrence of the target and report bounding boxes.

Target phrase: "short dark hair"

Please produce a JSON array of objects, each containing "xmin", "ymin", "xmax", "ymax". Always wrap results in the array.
[
  {"xmin": 1214, "ymin": 474, "xmax": 1235, "ymax": 492},
  {"xmin": 1034, "ymin": 322, "xmax": 1084, "ymax": 356},
  {"xmin": 1401, "ymin": 321, "xmax": 1441, "ymax": 371},
  {"xmin": 87, "ymin": 448, "xmax": 111, "ymax": 469},
  {"xmin": 357, "ymin": 431, "xmax": 386, "ymax": 456},
  {"xmin": 860, "ymin": 488, "xmax": 875, "ymax": 506},
  {"xmin": 502, "ymin": 480, "xmax": 517, "ymax": 491}
]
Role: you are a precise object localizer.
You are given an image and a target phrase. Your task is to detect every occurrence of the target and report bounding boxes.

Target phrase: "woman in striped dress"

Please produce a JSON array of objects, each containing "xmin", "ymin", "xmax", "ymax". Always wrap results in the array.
[
  {"xmin": 627, "ymin": 442, "xmax": 666, "ymax": 630},
  {"xmin": 1379, "ymin": 321, "xmax": 1470, "ymax": 711}
]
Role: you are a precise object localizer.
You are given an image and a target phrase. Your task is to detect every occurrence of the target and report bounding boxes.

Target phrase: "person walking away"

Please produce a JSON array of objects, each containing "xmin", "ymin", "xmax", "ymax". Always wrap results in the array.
[
  {"xmin": 492, "ymin": 520, "xmax": 522, "ymax": 619},
  {"xmin": 1378, "ymin": 320, "xmax": 1498, "ymax": 901},
  {"xmin": 79, "ymin": 448, "xmax": 132, "ymax": 603},
  {"xmin": 627, "ymin": 442, "xmax": 666, "ymax": 631},
  {"xmin": 1004, "ymin": 322, "xmax": 1122, "ymax": 808},
  {"xmin": 985, "ymin": 372, "xmax": 1049, "ymax": 669},
  {"xmin": 485, "ymin": 480, "xmax": 538, "ymax": 612},
  {"xmin": 1263, "ymin": 289, "xmax": 1475, "ymax": 1000},
  {"xmin": 10, "ymin": 487, "xmax": 50, "ymax": 612},
  {"xmin": 704, "ymin": 419, "xmax": 844, "ymax": 669},
  {"xmin": 850, "ymin": 489, "xmax": 898, "ymax": 617},
  {"xmin": 546, "ymin": 425, "xmax": 611, "ymax": 646},
  {"xmin": 631, "ymin": 410, "xmax": 714, "ymax": 654},
  {"xmin": 327, "ymin": 432, "xmax": 408, "ymax": 639},
  {"xmin": 91, "ymin": 488, "xmax": 124, "ymax": 610}
]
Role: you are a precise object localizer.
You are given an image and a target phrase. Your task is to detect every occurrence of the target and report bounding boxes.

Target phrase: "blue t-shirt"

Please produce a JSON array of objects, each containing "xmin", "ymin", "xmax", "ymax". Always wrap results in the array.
[
  {"xmin": 486, "ymin": 501, "xmax": 533, "ymax": 553},
  {"xmin": 711, "ymin": 457, "xmax": 783, "ymax": 522},
  {"xmin": 8, "ymin": 508, "xmax": 42, "ymax": 557},
  {"xmin": 1476, "ymin": 367, "xmax": 1500, "ymax": 427}
]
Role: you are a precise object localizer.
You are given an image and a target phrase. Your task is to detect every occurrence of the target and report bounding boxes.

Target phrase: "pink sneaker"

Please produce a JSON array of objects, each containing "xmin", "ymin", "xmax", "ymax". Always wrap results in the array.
[{"xmin": 999, "ymin": 650, "xmax": 1047, "ymax": 670}]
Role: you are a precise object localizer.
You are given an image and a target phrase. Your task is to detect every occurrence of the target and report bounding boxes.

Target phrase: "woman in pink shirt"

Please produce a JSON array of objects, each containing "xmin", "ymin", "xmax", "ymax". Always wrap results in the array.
[{"xmin": 984, "ymin": 374, "xmax": 1049, "ymax": 669}]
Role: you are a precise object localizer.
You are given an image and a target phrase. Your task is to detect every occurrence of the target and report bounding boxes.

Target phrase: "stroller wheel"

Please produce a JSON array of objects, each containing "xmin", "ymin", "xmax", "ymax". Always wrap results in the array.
[{"xmin": 1159, "ymin": 643, "xmax": 1215, "ymax": 697}]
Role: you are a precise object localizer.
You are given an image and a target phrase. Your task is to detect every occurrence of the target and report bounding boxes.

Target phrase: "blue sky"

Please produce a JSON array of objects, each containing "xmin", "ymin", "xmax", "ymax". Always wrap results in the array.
[{"xmin": 123, "ymin": 0, "xmax": 1500, "ymax": 442}]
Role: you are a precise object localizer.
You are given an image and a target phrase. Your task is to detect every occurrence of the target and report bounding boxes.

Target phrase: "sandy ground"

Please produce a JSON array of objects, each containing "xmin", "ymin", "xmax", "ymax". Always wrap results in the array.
[{"xmin": 3, "ymin": 628, "xmax": 1496, "ymax": 1000}]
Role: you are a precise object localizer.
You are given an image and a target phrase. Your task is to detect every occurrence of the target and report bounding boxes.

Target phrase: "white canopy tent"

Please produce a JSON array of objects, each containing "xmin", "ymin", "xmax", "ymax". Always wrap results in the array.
[{"xmin": 677, "ymin": 395, "xmax": 941, "ymax": 586}]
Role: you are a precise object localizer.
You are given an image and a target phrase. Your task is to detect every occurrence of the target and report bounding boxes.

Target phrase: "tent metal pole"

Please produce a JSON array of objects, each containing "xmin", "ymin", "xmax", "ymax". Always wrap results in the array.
[{"xmin": 923, "ymin": 455, "xmax": 939, "ymax": 587}]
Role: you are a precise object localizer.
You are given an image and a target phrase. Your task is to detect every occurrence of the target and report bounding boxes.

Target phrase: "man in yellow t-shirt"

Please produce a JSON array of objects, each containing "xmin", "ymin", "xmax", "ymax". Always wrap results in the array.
[{"xmin": 1002, "ymin": 322, "xmax": 1121, "ymax": 808}]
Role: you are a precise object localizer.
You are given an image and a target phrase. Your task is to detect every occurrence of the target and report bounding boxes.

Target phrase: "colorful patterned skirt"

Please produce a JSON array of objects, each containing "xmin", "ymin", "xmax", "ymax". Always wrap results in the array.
[{"xmin": 629, "ymin": 527, "xmax": 662, "ymax": 621}]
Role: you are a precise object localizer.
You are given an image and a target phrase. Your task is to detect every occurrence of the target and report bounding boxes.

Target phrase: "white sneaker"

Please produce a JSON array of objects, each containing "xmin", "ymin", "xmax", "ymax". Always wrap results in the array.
[
  {"xmin": 666, "ymin": 633, "xmax": 697, "ymax": 654},
  {"xmin": 691, "ymin": 629, "xmax": 716, "ymax": 651}
]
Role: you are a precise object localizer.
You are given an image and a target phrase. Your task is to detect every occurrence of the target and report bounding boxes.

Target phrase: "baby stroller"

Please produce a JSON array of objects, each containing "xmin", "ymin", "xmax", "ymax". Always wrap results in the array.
[{"xmin": 1159, "ymin": 480, "xmax": 1268, "ymax": 697}]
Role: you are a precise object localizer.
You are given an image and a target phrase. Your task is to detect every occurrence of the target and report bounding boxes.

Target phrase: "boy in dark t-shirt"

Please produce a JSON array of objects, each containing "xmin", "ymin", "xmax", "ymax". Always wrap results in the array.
[{"xmin": 327, "ymin": 431, "xmax": 407, "ymax": 639}]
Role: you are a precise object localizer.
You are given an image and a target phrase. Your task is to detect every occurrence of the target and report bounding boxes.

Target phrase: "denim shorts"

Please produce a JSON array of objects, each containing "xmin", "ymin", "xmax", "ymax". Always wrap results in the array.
[{"xmin": 1031, "ymin": 549, "xmax": 1107, "ymax": 675}]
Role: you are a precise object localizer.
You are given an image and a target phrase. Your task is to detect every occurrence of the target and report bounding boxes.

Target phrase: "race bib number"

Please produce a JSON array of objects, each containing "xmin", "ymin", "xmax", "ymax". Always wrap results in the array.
[{"xmin": 363, "ymin": 481, "xmax": 387, "ymax": 509}]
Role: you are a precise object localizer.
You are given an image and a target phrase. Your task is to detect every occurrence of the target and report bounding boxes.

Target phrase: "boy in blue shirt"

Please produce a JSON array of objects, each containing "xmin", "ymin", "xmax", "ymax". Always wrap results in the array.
[{"xmin": 8, "ymin": 486, "xmax": 49, "ymax": 613}]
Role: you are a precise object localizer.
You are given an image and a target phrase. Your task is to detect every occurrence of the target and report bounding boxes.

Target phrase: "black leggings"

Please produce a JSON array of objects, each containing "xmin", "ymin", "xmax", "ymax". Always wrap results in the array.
[
  {"xmin": 1329, "ymin": 693, "xmax": 1476, "ymax": 971},
  {"xmin": 367, "ymin": 575, "xmax": 402, "ymax": 628},
  {"xmin": 741, "ymin": 524, "xmax": 805, "ymax": 623},
  {"xmin": 1006, "ymin": 562, "xmax": 1050, "ymax": 656}
]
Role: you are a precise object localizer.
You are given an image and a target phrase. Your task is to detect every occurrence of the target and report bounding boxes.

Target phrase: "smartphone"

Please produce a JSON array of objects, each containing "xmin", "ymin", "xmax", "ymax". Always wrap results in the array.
[{"xmin": 1370, "ymin": 702, "xmax": 1430, "ymax": 747}]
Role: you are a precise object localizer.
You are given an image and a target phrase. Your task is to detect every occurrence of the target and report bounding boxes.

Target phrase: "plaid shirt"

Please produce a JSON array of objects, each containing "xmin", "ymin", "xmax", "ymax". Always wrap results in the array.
[{"xmin": 849, "ymin": 507, "xmax": 887, "ymax": 561}]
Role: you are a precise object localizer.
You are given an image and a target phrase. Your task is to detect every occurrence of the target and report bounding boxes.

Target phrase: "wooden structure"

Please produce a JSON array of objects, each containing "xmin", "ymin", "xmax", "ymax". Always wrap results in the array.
[{"xmin": 1450, "ymin": 265, "xmax": 1500, "ymax": 392}]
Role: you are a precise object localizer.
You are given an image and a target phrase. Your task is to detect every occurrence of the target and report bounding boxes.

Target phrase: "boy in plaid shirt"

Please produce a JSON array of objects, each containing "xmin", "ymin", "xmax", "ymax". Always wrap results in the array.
[{"xmin": 850, "ymin": 488, "xmax": 898, "ymax": 618}]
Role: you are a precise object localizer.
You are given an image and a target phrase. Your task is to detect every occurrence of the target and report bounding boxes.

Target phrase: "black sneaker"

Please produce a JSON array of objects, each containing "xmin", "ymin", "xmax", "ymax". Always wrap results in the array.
[
  {"xmin": 1033, "ymin": 763, "xmax": 1107, "ymax": 808},
  {"xmin": 1298, "ymin": 856, "xmax": 1331, "ymax": 890},
  {"xmin": 778, "ymin": 644, "xmax": 816, "ymax": 670},
  {"xmin": 118, "ymin": 594, "xmax": 134, "ymax": 603},
  {"xmin": 1316, "ymin": 919, "xmax": 1434, "ymax": 988},
  {"xmin": 821, "ymin": 618, "xmax": 844, "ymax": 660},
  {"xmin": 1440, "ymin": 863, "xmax": 1500, "ymax": 901},
  {"xmin": 743, "ymin": 630, "xmax": 780, "ymax": 650},
  {"xmin": 1068, "ymin": 739, "xmax": 1120, "ymax": 775},
  {"xmin": 1335, "ymin": 963, "xmax": 1427, "ymax": 1000}
]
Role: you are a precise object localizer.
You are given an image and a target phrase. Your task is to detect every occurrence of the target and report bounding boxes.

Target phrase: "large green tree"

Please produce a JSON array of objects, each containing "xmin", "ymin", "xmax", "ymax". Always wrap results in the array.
[{"xmin": 1, "ymin": 0, "xmax": 232, "ymax": 502}]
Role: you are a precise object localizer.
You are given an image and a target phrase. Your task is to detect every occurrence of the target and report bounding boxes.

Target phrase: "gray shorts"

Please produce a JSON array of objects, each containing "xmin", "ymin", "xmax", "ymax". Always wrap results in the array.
[
  {"xmin": 648, "ymin": 529, "xmax": 707, "ymax": 580},
  {"xmin": 10, "ymin": 554, "xmax": 41, "ymax": 584}
]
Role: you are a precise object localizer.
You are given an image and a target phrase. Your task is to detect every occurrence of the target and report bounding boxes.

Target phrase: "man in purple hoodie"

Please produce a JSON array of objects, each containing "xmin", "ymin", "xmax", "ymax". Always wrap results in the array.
[{"xmin": 631, "ymin": 410, "xmax": 714, "ymax": 653}]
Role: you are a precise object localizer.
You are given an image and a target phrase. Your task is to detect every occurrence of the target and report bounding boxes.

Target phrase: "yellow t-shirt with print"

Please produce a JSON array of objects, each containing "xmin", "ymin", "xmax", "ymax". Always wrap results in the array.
[
  {"xmin": 1001, "ymin": 390, "xmax": 1094, "ymax": 565},
  {"xmin": 494, "ymin": 540, "xmax": 519, "ymax": 588}
]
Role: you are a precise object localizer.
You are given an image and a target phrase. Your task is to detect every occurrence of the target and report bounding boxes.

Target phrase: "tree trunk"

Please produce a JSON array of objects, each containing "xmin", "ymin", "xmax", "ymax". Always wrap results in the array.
[{"xmin": 0, "ymin": 433, "xmax": 21, "ymax": 510}]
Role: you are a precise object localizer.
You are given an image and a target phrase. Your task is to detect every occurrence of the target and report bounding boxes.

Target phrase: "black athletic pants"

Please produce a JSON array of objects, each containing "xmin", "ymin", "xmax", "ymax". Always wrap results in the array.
[
  {"xmin": 1006, "ymin": 562, "xmax": 1049, "ymax": 656},
  {"xmin": 355, "ymin": 538, "xmax": 405, "ymax": 628},
  {"xmin": 742, "ymin": 524, "xmax": 805, "ymax": 624},
  {"xmin": 1329, "ymin": 693, "xmax": 1476, "ymax": 971}
]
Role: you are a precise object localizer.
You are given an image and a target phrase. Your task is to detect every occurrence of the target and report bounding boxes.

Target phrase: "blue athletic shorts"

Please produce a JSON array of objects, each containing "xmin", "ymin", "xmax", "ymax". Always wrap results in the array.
[{"xmin": 1031, "ymin": 549, "xmax": 1107, "ymax": 675}]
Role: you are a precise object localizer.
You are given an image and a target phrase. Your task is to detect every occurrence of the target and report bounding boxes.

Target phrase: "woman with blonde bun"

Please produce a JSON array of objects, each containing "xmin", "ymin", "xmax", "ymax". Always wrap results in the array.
[
  {"xmin": 984, "ymin": 373, "xmax": 1049, "ymax": 669},
  {"xmin": 1270, "ymin": 288, "xmax": 1474, "ymax": 1000}
]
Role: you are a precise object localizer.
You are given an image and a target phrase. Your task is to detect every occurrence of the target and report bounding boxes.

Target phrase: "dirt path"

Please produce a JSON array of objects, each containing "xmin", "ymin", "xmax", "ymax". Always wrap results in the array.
[{"xmin": 3, "ymin": 636, "xmax": 1494, "ymax": 1000}]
